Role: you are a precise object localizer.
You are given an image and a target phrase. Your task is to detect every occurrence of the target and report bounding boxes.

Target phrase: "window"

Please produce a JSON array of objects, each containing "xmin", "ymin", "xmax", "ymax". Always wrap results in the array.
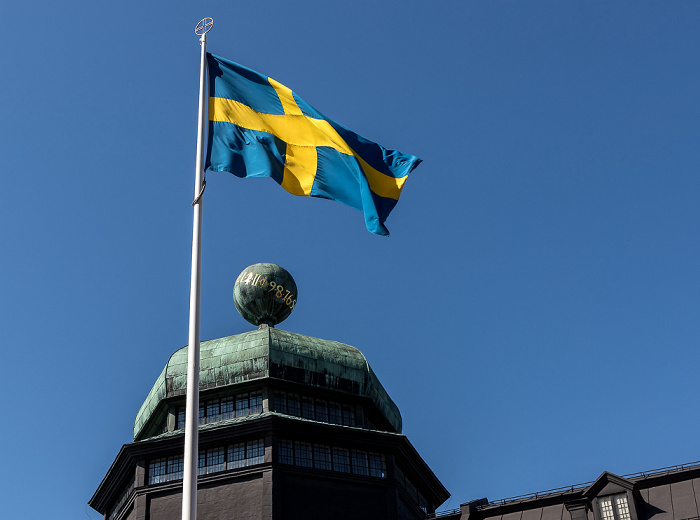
[
  {"xmin": 236, "ymin": 393, "xmax": 249, "ymax": 417},
  {"xmin": 250, "ymin": 391, "xmax": 263, "ymax": 414},
  {"xmin": 351, "ymin": 450, "xmax": 369, "ymax": 476},
  {"xmin": 206, "ymin": 401, "xmax": 220, "ymax": 424},
  {"xmin": 148, "ymin": 456, "xmax": 183, "ymax": 484},
  {"xmin": 247, "ymin": 440, "xmax": 265, "ymax": 465},
  {"xmin": 177, "ymin": 391, "xmax": 265, "ymax": 429},
  {"xmin": 225, "ymin": 440, "xmax": 265, "ymax": 469},
  {"xmin": 197, "ymin": 451, "xmax": 206, "ymax": 476},
  {"xmin": 332, "ymin": 447, "xmax": 351, "ymax": 473},
  {"xmin": 279, "ymin": 440, "xmax": 294, "ymax": 465},
  {"xmin": 167, "ymin": 455, "xmax": 184, "ymax": 480},
  {"xmin": 314, "ymin": 445, "xmax": 332, "ymax": 471},
  {"xmin": 108, "ymin": 477, "xmax": 135, "ymax": 520},
  {"xmin": 315, "ymin": 400, "xmax": 328, "ymax": 422},
  {"xmin": 203, "ymin": 447, "xmax": 225, "ymax": 474},
  {"xmin": 395, "ymin": 465, "xmax": 406, "ymax": 487},
  {"xmin": 147, "ymin": 440, "xmax": 264, "ymax": 484},
  {"xmin": 274, "ymin": 391, "xmax": 287, "ymax": 414},
  {"xmin": 369, "ymin": 453, "xmax": 386, "ymax": 478},
  {"xmin": 269, "ymin": 392, "xmax": 380, "ymax": 431},
  {"xmin": 302, "ymin": 397, "xmax": 314, "ymax": 419},
  {"xmin": 177, "ymin": 390, "xmax": 380, "ymax": 432},
  {"xmin": 277, "ymin": 439, "xmax": 386, "ymax": 479},
  {"xmin": 221, "ymin": 398, "xmax": 234, "ymax": 420},
  {"xmin": 288, "ymin": 394, "xmax": 301, "ymax": 416},
  {"xmin": 418, "ymin": 493, "xmax": 429, "ymax": 514},
  {"xmin": 395, "ymin": 464, "xmax": 427, "ymax": 512},
  {"xmin": 600, "ymin": 494, "xmax": 631, "ymax": 520},
  {"xmin": 329, "ymin": 402, "xmax": 342, "ymax": 425},
  {"xmin": 405, "ymin": 477, "xmax": 418, "ymax": 501},
  {"xmin": 148, "ymin": 458, "xmax": 167, "ymax": 484},
  {"xmin": 295, "ymin": 442, "xmax": 313, "ymax": 468},
  {"xmin": 342, "ymin": 405, "xmax": 356, "ymax": 427},
  {"xmin": 228, "ymin": 443, "xmax": 246, "ymax": 469}
]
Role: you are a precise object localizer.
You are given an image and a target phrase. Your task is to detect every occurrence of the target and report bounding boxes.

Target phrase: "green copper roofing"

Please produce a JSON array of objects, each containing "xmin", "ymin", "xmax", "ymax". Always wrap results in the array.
[{"xmin": 134, "ymin": 326, "xmax": 402, "ymax": 440}]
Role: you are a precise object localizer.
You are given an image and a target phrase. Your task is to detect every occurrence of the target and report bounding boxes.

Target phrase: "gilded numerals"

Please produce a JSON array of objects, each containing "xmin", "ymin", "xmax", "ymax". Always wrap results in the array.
[{"xmin": 239, "ymin": 271, "xmax": 296, "ymax": 310}]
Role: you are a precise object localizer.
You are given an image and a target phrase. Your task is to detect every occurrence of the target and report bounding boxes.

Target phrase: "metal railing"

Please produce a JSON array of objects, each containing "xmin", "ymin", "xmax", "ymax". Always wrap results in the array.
[
  {"xmin": 428, "ymin": 508, "xmax": 461, "ymax": 518},
  {"xmin": 428, "ymin": 459, "xmax": 700, "ymax": 517},
  {"xmin": 479, "ymin": 460, "xmax": 700, "ymax": 508}
]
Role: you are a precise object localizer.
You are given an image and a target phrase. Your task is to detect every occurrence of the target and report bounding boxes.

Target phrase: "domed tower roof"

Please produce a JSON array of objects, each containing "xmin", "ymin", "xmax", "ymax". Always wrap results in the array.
[
  {"xmin": 94, "ymin": 264, "xmax": 450, "ymax": 520},
  {"xmin": 133, "ymin": 326, "xmax": 402, "ymax": 440}
]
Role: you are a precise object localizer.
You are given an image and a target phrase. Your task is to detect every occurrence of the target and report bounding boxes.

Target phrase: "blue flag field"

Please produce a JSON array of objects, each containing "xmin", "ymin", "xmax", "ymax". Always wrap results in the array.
[{"xmin": 205, "ymin": 53, "xmax": 421, "ymax": 236}]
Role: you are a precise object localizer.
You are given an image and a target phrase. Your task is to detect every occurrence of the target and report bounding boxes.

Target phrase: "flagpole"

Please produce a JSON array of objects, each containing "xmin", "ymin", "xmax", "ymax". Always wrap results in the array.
[{"xmin": 182, "ymin": 17, "xmax": 212, "ymax": 520}]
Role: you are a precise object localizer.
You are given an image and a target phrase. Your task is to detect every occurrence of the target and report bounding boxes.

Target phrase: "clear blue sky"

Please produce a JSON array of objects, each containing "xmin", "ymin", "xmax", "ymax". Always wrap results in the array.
[{"xmin": 2, "ymin": 1, "xmax": 700, "ymax": 518}]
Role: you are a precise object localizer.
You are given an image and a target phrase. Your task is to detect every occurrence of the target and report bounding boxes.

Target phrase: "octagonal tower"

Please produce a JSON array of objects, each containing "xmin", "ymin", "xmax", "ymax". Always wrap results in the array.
[{"xmin": 90, "ymin": 264, "xmax": 448, "ymax": 520}]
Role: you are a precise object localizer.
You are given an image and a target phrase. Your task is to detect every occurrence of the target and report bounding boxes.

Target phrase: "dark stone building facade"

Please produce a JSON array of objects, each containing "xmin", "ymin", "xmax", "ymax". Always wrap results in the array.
[
  {"xmin": 90, "ymin": 292, "xmax": 699, "ymax": 520},
  {"xmin": 435, "ymin": 463, "xmax": 700, "ymax": 520},
  {"xmin": 89, "ymin": 325, "xmax": 449, "ymax": 520}
]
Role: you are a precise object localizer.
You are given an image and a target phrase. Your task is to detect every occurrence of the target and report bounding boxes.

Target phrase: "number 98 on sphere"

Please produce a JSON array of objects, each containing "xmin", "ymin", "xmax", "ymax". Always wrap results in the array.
[{"xmin": 233, "ymin": 263, "xmax": 298, "ymax": 327}]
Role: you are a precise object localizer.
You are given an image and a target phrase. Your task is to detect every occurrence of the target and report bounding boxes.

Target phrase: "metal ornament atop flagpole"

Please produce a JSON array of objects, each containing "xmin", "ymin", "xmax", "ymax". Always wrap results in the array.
[{"xmin": 182, "ymin": 17, "xmax": 213, "ymax": 520}]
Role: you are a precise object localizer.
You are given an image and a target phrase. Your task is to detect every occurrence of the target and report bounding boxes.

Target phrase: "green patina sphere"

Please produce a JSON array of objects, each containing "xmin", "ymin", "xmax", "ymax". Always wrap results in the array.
[{"xmin": 233, "ymin": 263, "xmax": 298, "ymax": 326}]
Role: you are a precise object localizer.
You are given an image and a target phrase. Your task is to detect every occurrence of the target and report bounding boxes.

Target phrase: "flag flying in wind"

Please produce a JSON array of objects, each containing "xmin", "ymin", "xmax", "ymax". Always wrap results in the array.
[{"xmin": 205, "ymin": 53, "xmax": 421, "ymax": 236}]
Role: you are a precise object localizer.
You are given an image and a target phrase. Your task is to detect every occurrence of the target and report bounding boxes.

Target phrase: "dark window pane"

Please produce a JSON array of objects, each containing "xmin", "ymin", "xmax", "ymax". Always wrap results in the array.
[
  {"xmin": 206, "ymin": 400, "xmax": 220, "ymax": 424},
  {"xmin": 221, "ymin": 398, "xmax": 234, "ymax": 420},
  {"xmin": 148, "ymin": 458, "xmax": 167, "ymax": 484},
  {"xmin": 247, "ymin": 440, "xmax": 264, "ymax": 465},
  {"xmin": 342, "ymin": 405, "xmax": 355, "ymax": 427},
  {"xmin": 351, "ymin": 450, "xmax": 369, "ymax": 476},
  {"xmin": 279, "ymin": 440, "xmax": 294, "ymax": 465},
  {"xmin": 108, "ymin": 478, "xmax": 135, "ymax": 520},
  {"xmin": 167, "ymin": 455, "xmax": 184, "ymax": 481},
  {"xmin": 205, "ymin": 447, "xmax": 225, "ymax": 474},
  {"xmin": 369, "ymin": 453, "xmax": 386, "ymax": 478},
  {"xmin": 288, "ymin": 394, "xmax": 301, "ymax": 416},
  {"xmin": 315, "ymin": 400, "xmax": 328, "ymax": 422},
  {"xmin": 197, "ymin": 451, "xmax": 206, "ymax": 476},
  {"xmin": 236, "ymin": 393, "xmax": 250, "ymax": 417},
  {"xmin": 250, "ymin": 391, "xmax": 263, "ymax": 414},
  {"xmin": 228, "ymin": 443, "xmax": 246, "ymax": 469},
  {"xmin": 329, "ymin": 402, "xmax": 342, "ymax": 425},
  {"xmin": 294, "ymin": 442, "xmax": 313, "ymax": 468},
  {"xmin": 274, "ymin": 391, "xmax": 287, "ymax": 414},
  {"xmin": 302, "ymin": 397, "xmax": 314, "ymax": 419},
  {"xmin": 405, "ymin": 477, "xmax": 418, "ymax": 501},
  {"xmin": 314, "ymin": 445, "xmax": 332, "ymax": 471},
  {"xmin": 396, "ymin": 466, "xmax": 406, "ymax": 487},
  {"xmin": 418, "ymin": 493, "xmax": 428, "ymax": 514},
  {"xmin": 332, "ymin": 447, "xmax": 350, "ymax": 473}
]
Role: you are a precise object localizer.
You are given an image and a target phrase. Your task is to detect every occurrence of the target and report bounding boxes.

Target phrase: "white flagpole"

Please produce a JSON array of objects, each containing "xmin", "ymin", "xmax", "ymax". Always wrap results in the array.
[{"xmin": 182, "ymin": 17, "xmax": 212, "ymax": 520}]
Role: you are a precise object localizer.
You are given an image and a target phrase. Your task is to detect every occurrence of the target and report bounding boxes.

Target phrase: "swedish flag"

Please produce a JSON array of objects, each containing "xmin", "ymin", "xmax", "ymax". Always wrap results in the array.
[{"xmin": 205, "ymin": 53, "xmax": 421, "ymax": 236}]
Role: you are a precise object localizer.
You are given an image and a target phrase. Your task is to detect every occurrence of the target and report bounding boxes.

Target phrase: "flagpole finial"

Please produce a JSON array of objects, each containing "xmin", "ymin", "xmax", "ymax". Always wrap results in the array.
[{"xmin": 195, "ymin": 17, "xmax": 213, "ymax": 37}]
